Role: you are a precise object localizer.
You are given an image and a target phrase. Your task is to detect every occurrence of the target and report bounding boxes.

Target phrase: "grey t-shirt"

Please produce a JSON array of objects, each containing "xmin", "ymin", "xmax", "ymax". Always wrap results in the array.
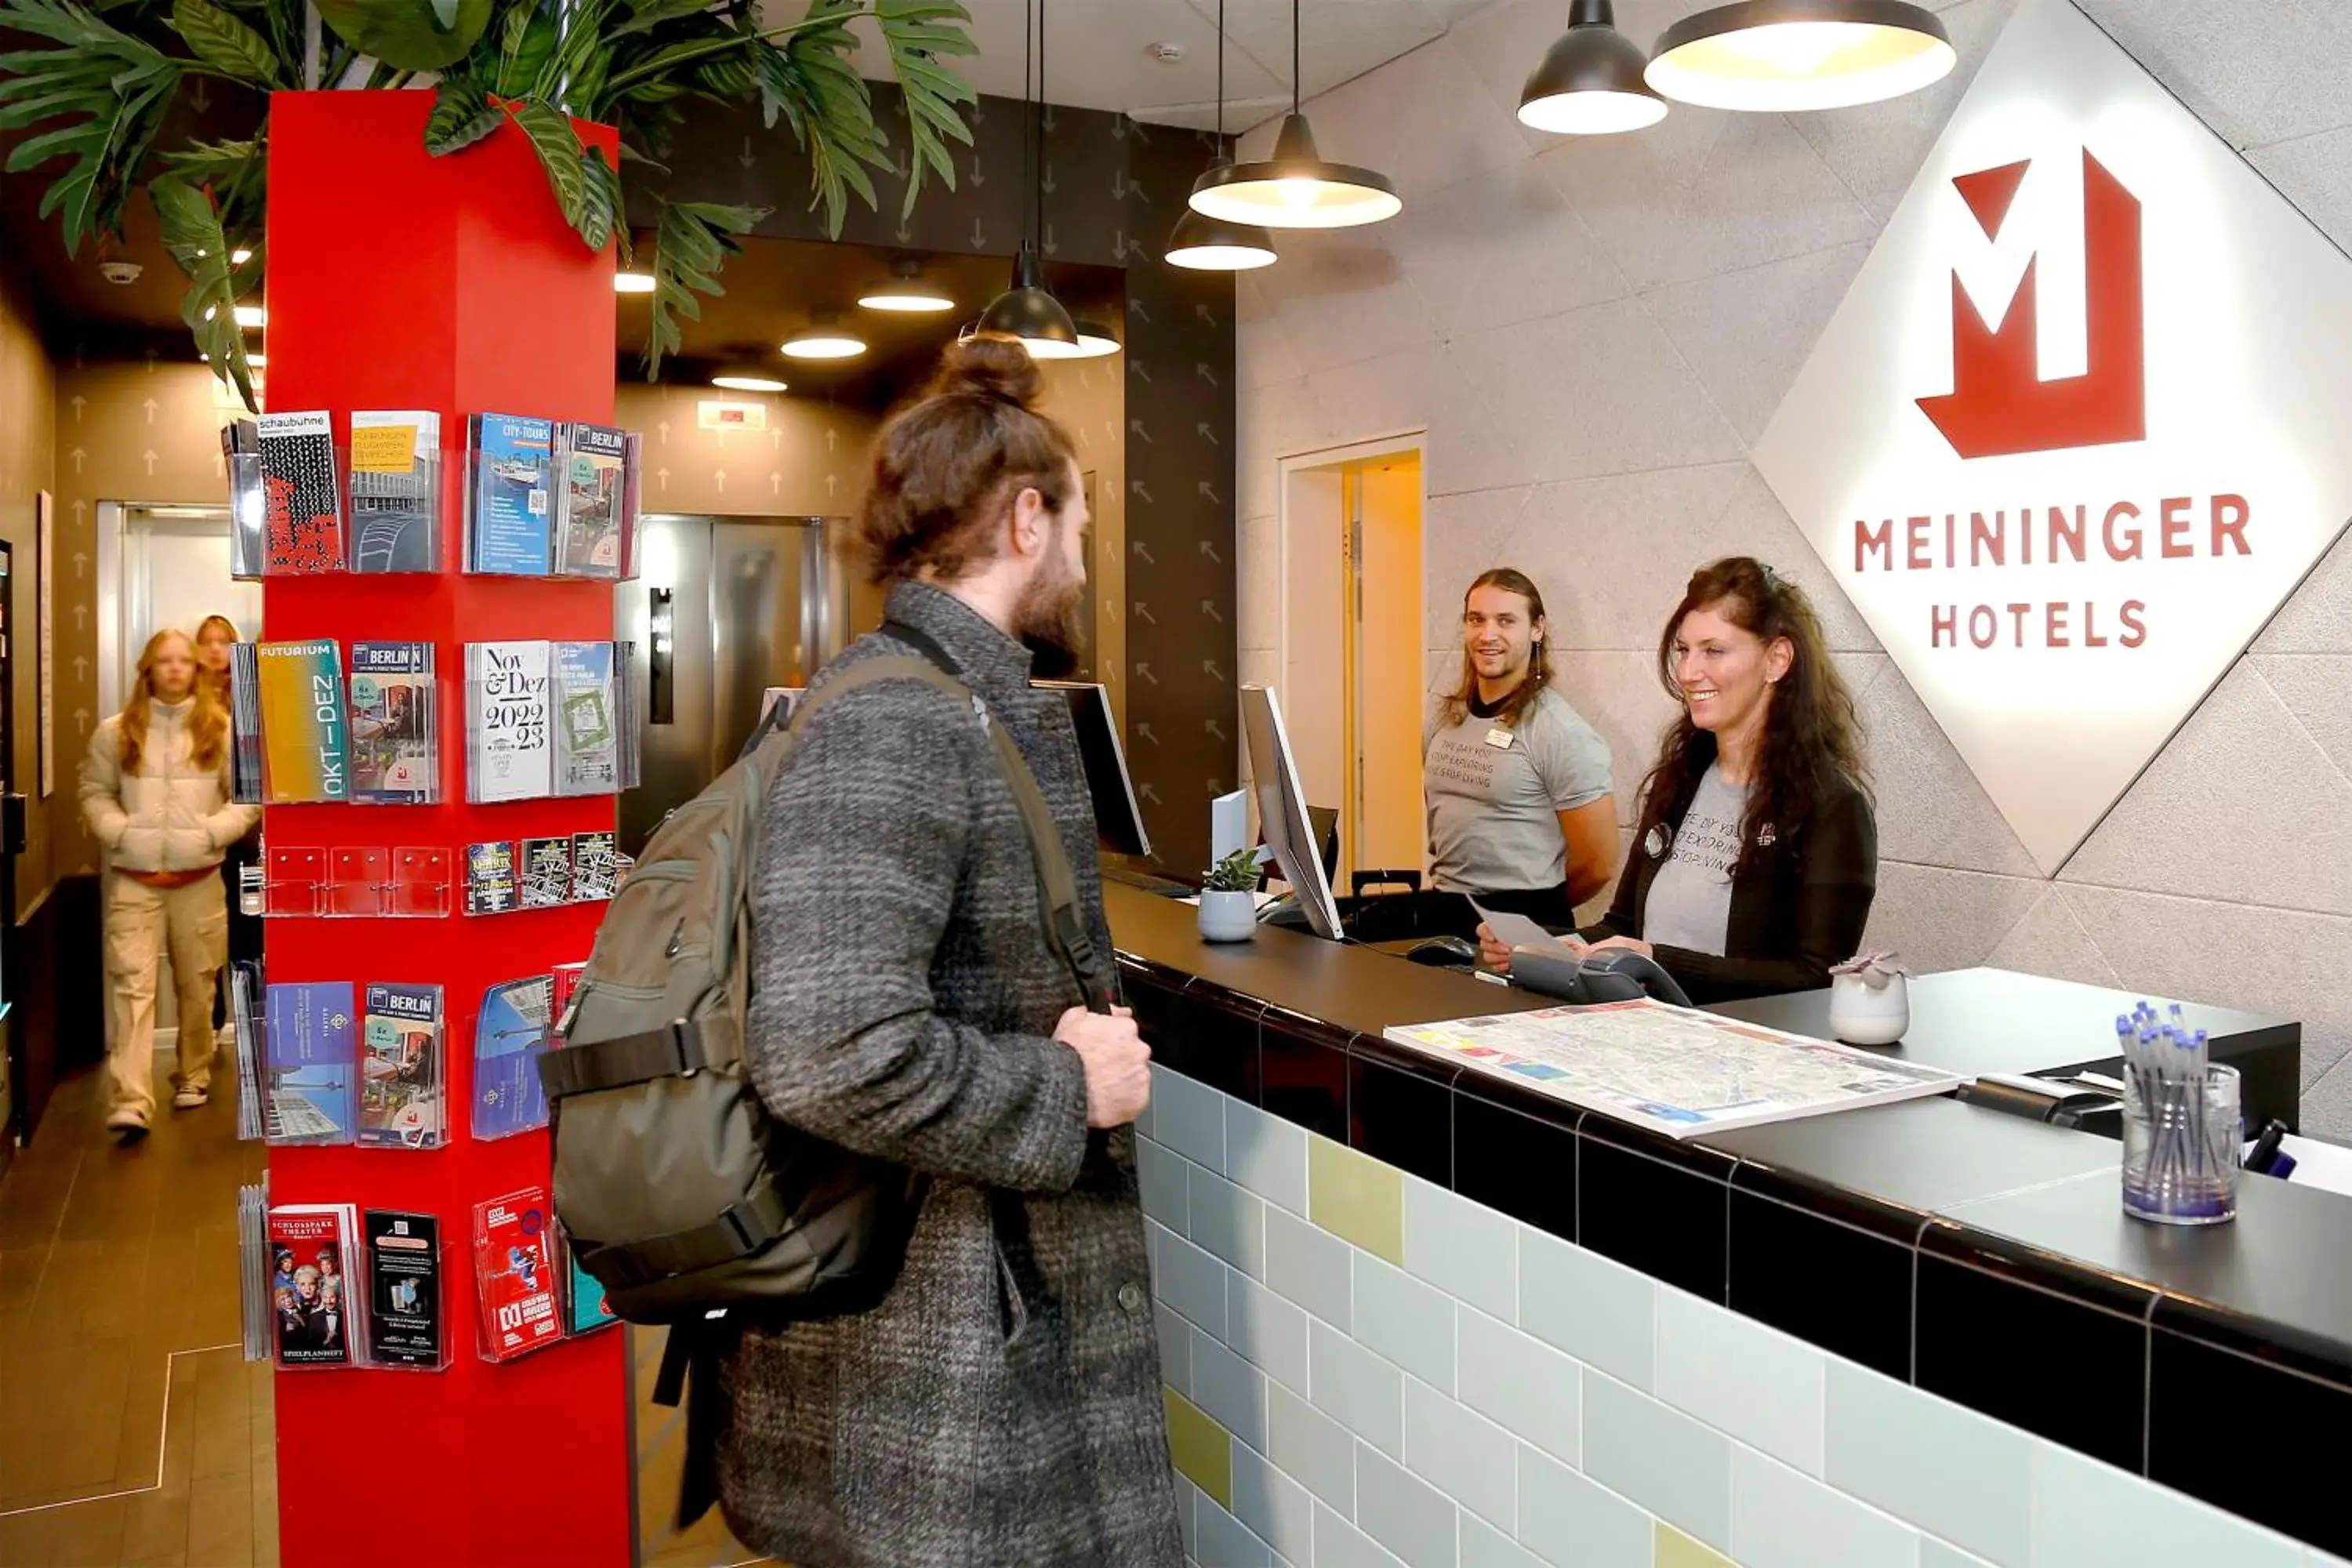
[
  {"xmin": 1424, "ymin": 686, "xmax": 1612, "ymax": 894},
  {"xmin": 1642, "ymin": 763, "xmax": 1748, "ymax": 956}
]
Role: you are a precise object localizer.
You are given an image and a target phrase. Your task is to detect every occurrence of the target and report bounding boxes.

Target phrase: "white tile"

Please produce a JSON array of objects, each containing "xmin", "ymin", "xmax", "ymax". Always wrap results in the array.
[
  {"xmin": 1156, "ymin": 1222, "xmax": 1233, "ymax": 1340},
  {"xmin": 1196, "ymin": 1326, "xmax": 1273, "ymax": 1451},
  {"xmin": 1141, "ymin": 1134, "xmax": 1195, "ymax": 1232},
  {"xmin": 1420, "ymin": 492, "xmax": 1536, "ymax": 647},
  {"xmin": 1229, "ymin": 1098, "xmax": 1312, "ymax": 1215},
  {"xmin": 1157, "ymin": 1067, "xmax": 1231, "ymax": 1173},
  {"xmin": 1824, "ymin": 1361, "xmax": 2033, "ymax": 1568},
  {"xmin": 1981, "ymin": 888, "xmax": 2122, "ymax": 990},
  {"xmin": 1266, "ymin": 1203, "xmax": 1356, "ymax": 1330},
  {"xmin": 1518, "ymin": 1225, "xmax": 1657, "ymax": 1392},
  {"xmin": 1457, "ymin": 1512, "xmax": 1546, "ymax": 1568},
  {"xmin": 1310, "ymin": 1316, "xmax": 1406, "ymax": 1459},
  {"xmin": 1314, "ymin": 1501, "xmax": 1412, "ymax": 1568},
  {"xmin": 1180, "ymin": 1475, "xmax": 1202, "ymax": 1560},
  {"xmin": 1234, "ymin": 1437, "xmax": 1317, "ymax": 1563},
  {"xmin": 1230, "ymin": 1268, "xmax": 1316, "ymax": 1396},
  {"xmin": 1194, "ymin": 1163, "xmax": 1272, "ymax": 1280},
  {"xmin": 1657, "ymin": 1292, "xmax": 1827, "ymax": 1476},
  {"xmin": 1581, "ymin": 1371, "xmax": 1733, "ymax": 1551},
  {"xmin": 1504, "ymin": 464, "xmax": 1748, "ymax": 652},
  {"xmin": 1456, "ymin": 1307, "xmax": 1581, "ymax": 1466},
  {"xmin": 1732, "ymin": 1446, "xmax": 1920, "ymax": 1568},
  {"xmin": 1160, "ymin": 1304, "xmax": 1195, "ymax": 1397},
  {"xmin": 1271, "ymin": 1380, "xmax": 1358, "ymax": 1513},
  {"xmin": 1354, "ymin": 1253, "xmax": 1459, "ymax": 1397},
  {"xmin": 2252, "ymin": 654, "xmax": 2352, "ymax": 793},
  {"xmin": 1403, "ymin": 1376, "xmax": 1517, "ymax": 1531},
  {"xmin": 1200, "ymin": 1492, "xmax": 1279, "ymax": 1568},
  {"xmin": 1356, "ymin": 1442, "xmax": 1461, "ymax": 1568},
  {"xmin": 1515, "ymin": 1446, "xmax": 1653, "ymax": 1568},
  {"xmin": 2084, "ymin": 0, "xmax": 2352, "ymax": 151},
  {"xmin": 2031, "ymin": 1437, "xmax": 2311, "ymax": 1568}
]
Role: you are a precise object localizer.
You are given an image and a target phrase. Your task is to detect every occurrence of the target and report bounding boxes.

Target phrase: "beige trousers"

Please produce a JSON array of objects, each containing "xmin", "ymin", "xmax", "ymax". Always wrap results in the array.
[{"xmin": 105, "ymin": 875, "xmax": 229, "ymax": 1120}]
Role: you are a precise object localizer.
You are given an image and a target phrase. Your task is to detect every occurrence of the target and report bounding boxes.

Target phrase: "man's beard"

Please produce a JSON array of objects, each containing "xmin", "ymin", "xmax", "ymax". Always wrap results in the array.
[{"xmin": 1014, "ymin": 528, "xmax": 1087, "ymax": 664}]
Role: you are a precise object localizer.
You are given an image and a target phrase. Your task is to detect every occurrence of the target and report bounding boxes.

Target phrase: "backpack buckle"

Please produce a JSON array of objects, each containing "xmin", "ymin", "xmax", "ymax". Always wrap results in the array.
[{"xmin": 669, "ymin": 1019, "xmax": 703, "ymax": 1077}]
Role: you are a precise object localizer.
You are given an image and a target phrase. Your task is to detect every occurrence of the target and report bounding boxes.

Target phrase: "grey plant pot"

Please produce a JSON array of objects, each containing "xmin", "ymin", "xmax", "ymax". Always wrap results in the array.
[{"xmin": 1197, "ymin": 890, "xmax": 1258, "ymax": 942}]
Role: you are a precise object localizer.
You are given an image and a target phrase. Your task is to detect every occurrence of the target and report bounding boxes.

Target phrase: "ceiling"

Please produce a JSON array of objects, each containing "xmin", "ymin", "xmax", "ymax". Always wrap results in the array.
[
  {"xmin": 828, "ymin": 0, "xmax": 1501, "ymax": 132},
  {"xmin": 613, "ymin": 235, "xmax": 1125, "ymax": 403}
]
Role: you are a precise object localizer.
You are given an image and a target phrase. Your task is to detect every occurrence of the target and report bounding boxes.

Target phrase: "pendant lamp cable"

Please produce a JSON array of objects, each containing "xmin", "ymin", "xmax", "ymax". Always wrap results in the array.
[
  {"xmin": 1290, "ymin": 0, "xmax": 1301, "ymax": 115},
  {"xmin": 1019, "ymin": 0, "xmax": 1034, "ymax": 256},
  {"xmin": 1036, "ymin": 0, "xmax": 1047, "ymax": 252},
  {"xmin": 1215, "ymin": 0, "xmax": 1226, "ymax": 150}
]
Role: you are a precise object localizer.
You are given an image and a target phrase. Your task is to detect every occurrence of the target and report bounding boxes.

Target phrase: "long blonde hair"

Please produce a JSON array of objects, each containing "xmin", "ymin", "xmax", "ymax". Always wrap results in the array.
[
  {"xmin": 194, "ymin": 613, "xmax": 240, "ymax": 703},
  {"xmin": 121, "ymin": 629, "xmax": 227, "ymax": 774}
]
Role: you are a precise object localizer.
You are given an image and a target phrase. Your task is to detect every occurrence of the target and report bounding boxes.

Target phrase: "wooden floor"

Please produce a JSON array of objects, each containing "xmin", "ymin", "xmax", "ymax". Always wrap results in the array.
[{"xmin": 0, "ymin": 1058, "xmax": 276, "ymax": 1568}]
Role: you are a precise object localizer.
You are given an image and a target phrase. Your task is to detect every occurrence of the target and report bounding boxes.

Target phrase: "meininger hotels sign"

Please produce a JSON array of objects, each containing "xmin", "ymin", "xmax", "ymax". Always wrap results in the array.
[{"xmin": 1753, "ymin": 0, "xmax": 2352, "ymax": 873}]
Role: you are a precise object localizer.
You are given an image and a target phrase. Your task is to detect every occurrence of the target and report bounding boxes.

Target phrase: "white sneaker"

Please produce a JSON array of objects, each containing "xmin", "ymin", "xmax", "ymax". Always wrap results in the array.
[
  {"xmin": 172, "ymin": 1086, "xmax": 209, "ymax": 1110},
  {"xmin": 107, "ymin": 1105, "xmax": 151, "ymax": 1136}
]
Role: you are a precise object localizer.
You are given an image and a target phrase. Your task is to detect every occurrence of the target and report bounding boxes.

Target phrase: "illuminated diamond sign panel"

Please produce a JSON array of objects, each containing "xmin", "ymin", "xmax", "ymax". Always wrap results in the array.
[{"xmin": 1753, "ymin": 0, "xmax": 2352, "ymax": 873}]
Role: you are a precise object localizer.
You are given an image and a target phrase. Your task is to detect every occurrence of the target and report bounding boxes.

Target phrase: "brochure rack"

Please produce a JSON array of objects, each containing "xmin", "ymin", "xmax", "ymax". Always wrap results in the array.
[{"xmin": 260, "ymin": 92, "xmax": 631, "ymax": 1566}]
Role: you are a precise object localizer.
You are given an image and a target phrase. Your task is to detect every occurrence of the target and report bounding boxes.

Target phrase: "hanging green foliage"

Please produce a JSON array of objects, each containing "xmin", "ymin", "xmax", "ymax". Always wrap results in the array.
[{"xmin": 0, "ymin": 0, "xmax": 978, "ymax": 404}]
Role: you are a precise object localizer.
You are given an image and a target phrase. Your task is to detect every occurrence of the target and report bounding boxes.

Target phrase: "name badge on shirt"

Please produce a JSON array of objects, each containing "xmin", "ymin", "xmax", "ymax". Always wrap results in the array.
[{"xmin": 1483, "ymin": 727, "xmax": 1513, "ymax": 750}]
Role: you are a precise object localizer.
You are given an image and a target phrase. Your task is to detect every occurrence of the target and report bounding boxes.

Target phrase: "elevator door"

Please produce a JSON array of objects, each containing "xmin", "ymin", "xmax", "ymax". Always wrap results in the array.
[{"xmin": 619, "ymin": 514, "xmax": 840, "ymax": 855}]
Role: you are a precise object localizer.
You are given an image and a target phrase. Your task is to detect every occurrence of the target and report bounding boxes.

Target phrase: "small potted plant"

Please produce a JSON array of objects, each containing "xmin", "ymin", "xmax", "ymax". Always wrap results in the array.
[{"xmin": 1198, "ymin": 848, "xmax": 1265, "ymax": 942}]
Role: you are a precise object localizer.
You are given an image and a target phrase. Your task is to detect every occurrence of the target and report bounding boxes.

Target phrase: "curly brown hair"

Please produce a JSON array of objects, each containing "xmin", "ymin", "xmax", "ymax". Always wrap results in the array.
[
  {"xmin": 858, "ymin": 336, "xmax": 1079, "ymax": 586},
  {"xmin": 1635, "ymin": 557, "xmax": 1867, "ymax": 878}
]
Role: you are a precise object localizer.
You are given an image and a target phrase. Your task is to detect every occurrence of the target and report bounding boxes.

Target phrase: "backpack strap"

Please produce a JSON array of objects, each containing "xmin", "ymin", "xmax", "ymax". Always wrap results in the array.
[
  {"xmin": 540, "ymin": 1014, "xmax": 741, "ymax": 1101},
  {"xmin": 789, "ymin": 630, "xmax": 1109, "ymax": 1015}
]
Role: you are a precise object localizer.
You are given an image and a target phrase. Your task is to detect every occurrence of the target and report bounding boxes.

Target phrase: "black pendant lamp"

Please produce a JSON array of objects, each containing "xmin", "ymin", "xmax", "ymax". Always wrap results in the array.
[
  {"xmin": 1519, "ymin": 0, "xmax": 1668, "ymax": 135},
  {"xmin": 1646, "ymin": 0, "xmax": 1955, "ymax": 111},
  {"xmin": 978, "ymin": 0, "xmax": 1081, "ymax": 356},
  {"xmin": 1166, "ymin": 0, "xmax": 1277, "ymax": 270},
  {"xmin": 1188, "ymin": 0, "xmax": 1400, "ymax": 230}
]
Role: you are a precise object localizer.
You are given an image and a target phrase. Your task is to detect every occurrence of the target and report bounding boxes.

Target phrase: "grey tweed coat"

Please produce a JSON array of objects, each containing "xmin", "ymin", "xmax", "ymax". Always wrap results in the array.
[{"xmin": 716, "ymin": 582, "xmax": 1183, "ymax": 1568}]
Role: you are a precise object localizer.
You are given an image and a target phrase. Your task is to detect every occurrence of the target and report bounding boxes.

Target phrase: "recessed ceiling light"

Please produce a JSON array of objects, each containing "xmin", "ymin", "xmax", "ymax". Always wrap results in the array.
[
  {"xmin": 858, "ymin": 260, "xmax": 955, "ymax": 314},
  {"xmin": 1646, "ymin": 0, "xmax": 1955, "ymax": 112},
  {"xmin": 231, "ymin": 248, "xmax": 252, "ymax": 265},
  {"xmin": 782, "ymin": 309, "xmax": 867, "ymax": 360},
  {"xmin": 234, "ymin": 303, "xmax": 265, "ymax": 328},
  {"xmin": 615, "ymin": 270, "xmax": 656, "ymax": 294},
  {"xmin": 712, "ymin": 373, "xmax": 787, "ymax": 393},
  {"xmin": 199, "ymin": 353, "xmax": 267, "ymax": 368}
]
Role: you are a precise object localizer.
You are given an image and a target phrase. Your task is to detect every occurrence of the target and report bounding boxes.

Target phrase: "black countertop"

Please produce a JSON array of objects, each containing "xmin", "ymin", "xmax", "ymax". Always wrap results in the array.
[{"xmin": 1105, "ymin": 884, "xmax": 2352, "ymax": 1559}]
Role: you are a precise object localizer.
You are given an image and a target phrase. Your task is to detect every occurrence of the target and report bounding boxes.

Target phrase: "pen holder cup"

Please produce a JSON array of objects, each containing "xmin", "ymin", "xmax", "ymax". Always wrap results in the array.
[{"xmin": 2122, "ymin": 1062, "xmax": 2240, "ymax": 1225}]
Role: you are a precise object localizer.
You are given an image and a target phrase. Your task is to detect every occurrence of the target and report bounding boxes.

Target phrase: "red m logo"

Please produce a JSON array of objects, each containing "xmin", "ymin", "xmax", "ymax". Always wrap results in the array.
[{"xmin": 1916, "ymin": 150, "xmax": 2147, "ymax": 459}]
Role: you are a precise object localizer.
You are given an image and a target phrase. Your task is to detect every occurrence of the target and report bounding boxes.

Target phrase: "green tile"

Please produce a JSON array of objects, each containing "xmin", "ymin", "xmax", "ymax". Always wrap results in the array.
[
  {"xmin": 1517, "ymin": 1447, "xmax": 1650, "ymax": 1568},
  {"xmin": 1656, "ymin": 1523, "xmax": 1735, "ymax": 1568},
  {"xmin": 1309, "ymin": 1135, "xmax": 1405, "ymax": 1265},
  {"xmin": 2031, "ymin": 1441, "xmax": 2310, "ymax": 1568},
  {"xmin": 1154, "ymin": 1219, "xmax": 1232, "ymax": 1339},
  {"xmin": 1519, "ymin": 1224, "xmax": 1655, "ymax": 1392},
  {"xmin": 1824, "ymin": 1362, "xmax": 2031, "ymax": 1568},
  {"xmin": 1583, "ymin": 1372, "xmax": 1733, "ymax": 1551},
  {"xmin": 1156, "ymin": 1067, "xmax": 1229, "ymax": 1171},
  {"xmin": 1731, "ymin": 1447, "xmax": 1918, "ymax": 1568},
  {"xmin": 1167, "ymin": 1388, "xmax": 1235, "ymax": 1512},
  {"xmin": 1657, "ymin": 1290, "xmax": 1824, "ymax": 1475},
  {"xmin": 1158, "ymin": 1304, "xmax": 1193, "ymax": 1397}
]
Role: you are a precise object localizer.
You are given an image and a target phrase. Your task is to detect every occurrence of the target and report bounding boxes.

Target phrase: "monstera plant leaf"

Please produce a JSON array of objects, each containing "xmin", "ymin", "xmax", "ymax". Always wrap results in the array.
[
  {"xmin": 314, "ymin": 0, "xmax": 494, "ymax": 73},
  {"xmin": 151, "ymin": 173, "xmax": 258, "ymax": 412}
]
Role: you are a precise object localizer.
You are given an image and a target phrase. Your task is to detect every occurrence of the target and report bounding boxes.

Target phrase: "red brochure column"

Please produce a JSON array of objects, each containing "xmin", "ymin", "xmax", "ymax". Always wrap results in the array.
[{"xmin": 262, "ymin": 89, "xmax": 628, "ymax": 1566}]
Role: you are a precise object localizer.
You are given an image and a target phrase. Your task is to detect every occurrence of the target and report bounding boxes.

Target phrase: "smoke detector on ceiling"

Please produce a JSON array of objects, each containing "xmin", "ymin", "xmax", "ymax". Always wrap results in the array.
[
  {"xmin": 1146, "ymin": 41, "xmax": 1188, "ymax": 64},
  {"xmin": 100, "ymin": 260, "xmax": 143, "ymax": 285}
]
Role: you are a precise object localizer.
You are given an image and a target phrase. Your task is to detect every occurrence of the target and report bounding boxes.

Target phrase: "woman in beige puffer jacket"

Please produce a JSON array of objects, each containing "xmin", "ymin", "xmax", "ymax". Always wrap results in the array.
[{"xmin": 79, "ymin": 628, "xmax": 260, "ymax": 1137}]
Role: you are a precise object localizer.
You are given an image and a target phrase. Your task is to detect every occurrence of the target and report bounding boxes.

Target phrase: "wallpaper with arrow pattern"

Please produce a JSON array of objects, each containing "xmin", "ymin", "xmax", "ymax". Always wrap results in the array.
[{"xmin": 646, "ymin": 87, "xmax": 1240, "ymax": 877}]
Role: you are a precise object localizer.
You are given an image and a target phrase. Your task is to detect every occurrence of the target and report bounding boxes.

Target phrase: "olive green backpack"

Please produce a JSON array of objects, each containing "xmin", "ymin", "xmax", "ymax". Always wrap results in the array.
[{"xmin": 536, "ymin": 624, "xmax": 1102, "ymax": 1341}]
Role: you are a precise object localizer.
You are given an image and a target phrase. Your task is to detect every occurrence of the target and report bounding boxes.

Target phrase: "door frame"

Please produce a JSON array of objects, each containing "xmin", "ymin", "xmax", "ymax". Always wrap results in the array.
[{"xmin": 1273, "ymin": 429, "xmax": 1429, "ymax": 882}]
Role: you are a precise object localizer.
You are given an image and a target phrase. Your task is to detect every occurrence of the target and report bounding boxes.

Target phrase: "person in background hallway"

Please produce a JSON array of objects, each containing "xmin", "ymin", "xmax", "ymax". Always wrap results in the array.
[
  {"xmin": 194, "ymin": 614, "xmax": 261, "ymax": 1050},
  {"xmin": 706, "ymin": 336, "xmax": 1178, "ymax": 1567},
  {"xmin": 1386, "ymin": 568, "xmax": 1615, "ymax": 942},
  {"xmin": 1481, "ymin": 557, "xmax": 1875, "ymax": 1004},
  {"xmin": 81, "ymin": 629, "xmax": 260, "ymax": 1136}
]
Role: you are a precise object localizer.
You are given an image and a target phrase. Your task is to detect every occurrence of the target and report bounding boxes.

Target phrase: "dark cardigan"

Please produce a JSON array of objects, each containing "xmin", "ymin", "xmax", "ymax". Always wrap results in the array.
[{"xmin": 1581, "ymin": 747, "xmax": 1878, "ymax": 1005}]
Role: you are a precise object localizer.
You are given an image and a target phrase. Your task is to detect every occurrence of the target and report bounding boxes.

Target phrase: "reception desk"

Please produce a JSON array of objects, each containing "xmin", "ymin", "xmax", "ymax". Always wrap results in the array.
[{"xmin": 1109, "ymin": 884, "xmax": 2352, "ymax": 1567}]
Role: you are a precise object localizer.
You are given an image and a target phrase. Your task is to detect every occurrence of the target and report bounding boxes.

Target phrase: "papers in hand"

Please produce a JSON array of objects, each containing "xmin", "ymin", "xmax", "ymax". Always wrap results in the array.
[{"xmin": 1470, "ymin": 900, "xmax": 1574, "ymax": 955}]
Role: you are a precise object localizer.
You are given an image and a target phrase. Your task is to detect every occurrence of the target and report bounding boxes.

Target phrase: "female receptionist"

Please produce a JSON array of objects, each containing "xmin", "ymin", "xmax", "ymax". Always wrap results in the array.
[{"xmin": 1480, "ymin": 557, "xmax": 1875, "ymax": 1004}]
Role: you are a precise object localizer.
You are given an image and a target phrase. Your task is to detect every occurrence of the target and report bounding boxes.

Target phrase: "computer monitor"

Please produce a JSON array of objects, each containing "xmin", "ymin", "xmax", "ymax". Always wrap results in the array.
[
  {"xmin": 1034, "ymin": 681, "xmax": 1152, "ymax": 859},
  {"xmin": 1239, "ymin": 684, "xmax": 1344, "ymax": 941}
]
